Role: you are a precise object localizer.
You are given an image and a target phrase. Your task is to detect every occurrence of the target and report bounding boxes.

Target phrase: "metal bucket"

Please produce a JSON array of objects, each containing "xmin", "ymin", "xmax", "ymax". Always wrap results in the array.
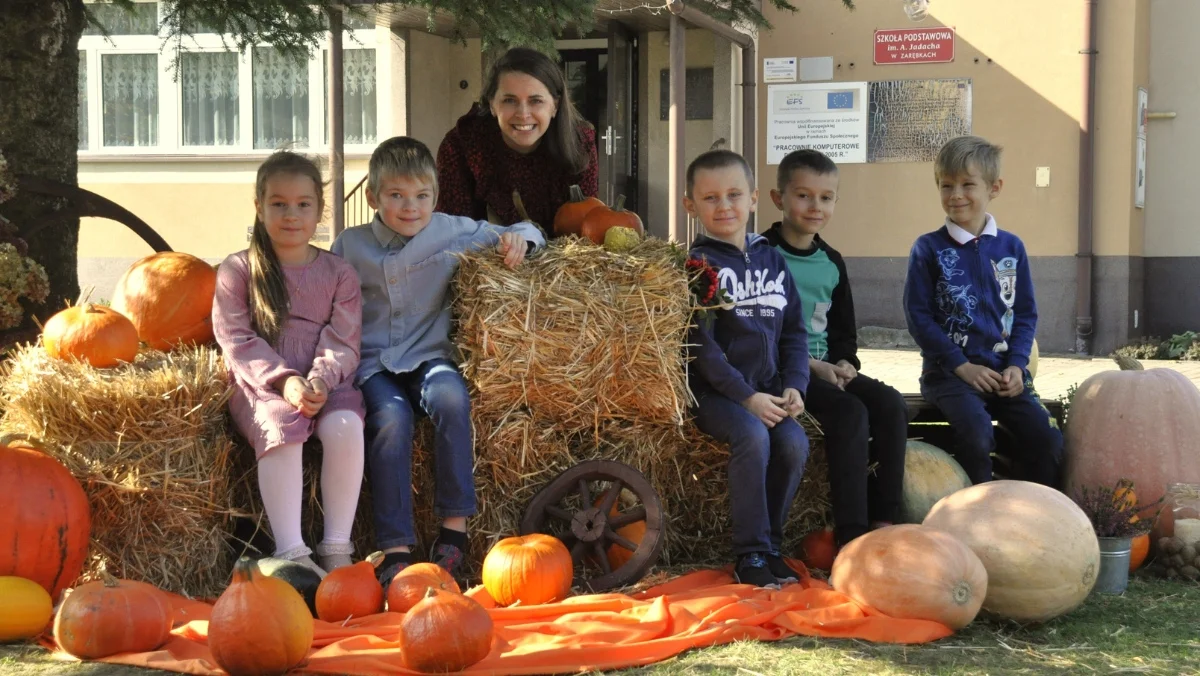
[{"xmin": 1095, "ymin": 536, "xmax": 1132, "ymax": 594}]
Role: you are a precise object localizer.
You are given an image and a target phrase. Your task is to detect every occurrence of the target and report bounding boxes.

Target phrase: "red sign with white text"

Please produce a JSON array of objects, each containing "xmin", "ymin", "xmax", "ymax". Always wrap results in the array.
[{"xmin": 873, "ymin": 27, "xmax": 955, "ymax": 65}]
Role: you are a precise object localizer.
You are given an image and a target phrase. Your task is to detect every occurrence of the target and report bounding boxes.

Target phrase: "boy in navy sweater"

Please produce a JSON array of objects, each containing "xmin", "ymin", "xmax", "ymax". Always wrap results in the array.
[
  {"xmin": 765, "ymin": 149, "xmax": 908, "ymax": 548},
  {"xmin": 685, "ymin": 149, "xmax": 811, "ymax": 588},
  {"xmin": 903, "ymin": 136, "xmax": 1062, "ymax": 486}
]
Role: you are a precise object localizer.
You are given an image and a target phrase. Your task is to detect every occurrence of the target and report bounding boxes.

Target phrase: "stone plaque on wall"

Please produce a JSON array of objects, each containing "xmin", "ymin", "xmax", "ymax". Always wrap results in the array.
[
  {"xmin": 659, "ymin": 68, "xmax": 714, "ymax": 121},
  {"xmin": 867, "ymin": 78, "xmax": 971, "ymax": 163}
]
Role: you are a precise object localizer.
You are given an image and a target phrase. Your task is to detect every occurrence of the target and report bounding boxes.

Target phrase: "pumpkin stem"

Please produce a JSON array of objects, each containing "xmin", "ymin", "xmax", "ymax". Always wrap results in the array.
[
  {"xmin": 365, "ymin": 551, "xmax": 385, "ymax": 569},
  {"xmin": 230, "ymin": 556, "xmax": 259, "ymax": 585},
  {"xmin": 614, "ymin": 195, "xmax": 627, "ymax": 212},
  {"xmin": 98, "ymin": 561, "xmax": 121, "ymax": 588},
  {"xmin": 569, "ymin": 185, "xmax": 585, "ymax": 203},
  {"xmin": 423, "ymin": 587, "xmax": 439, "ymax": 600}
]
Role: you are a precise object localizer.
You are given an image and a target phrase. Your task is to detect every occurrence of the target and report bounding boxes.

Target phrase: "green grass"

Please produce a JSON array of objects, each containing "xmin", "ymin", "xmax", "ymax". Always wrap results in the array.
[{"xmin": 5, "ymin": 575, "xmax": 1198, "ymax": 676}]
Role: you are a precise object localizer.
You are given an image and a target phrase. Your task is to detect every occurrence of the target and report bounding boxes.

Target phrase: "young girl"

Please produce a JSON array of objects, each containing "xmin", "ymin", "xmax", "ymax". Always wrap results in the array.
[{"xmin": 213, "ymin": 151, "xmax": 366, "ymax": 577}]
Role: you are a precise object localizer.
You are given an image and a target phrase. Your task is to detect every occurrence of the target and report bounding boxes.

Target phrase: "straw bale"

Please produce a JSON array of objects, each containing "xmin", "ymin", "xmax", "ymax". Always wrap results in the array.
[
  {"xmin": 453, "ymin": 237, "xmax": 694, "ymax": 436},
  {"xmin": 0, "ymin": 343, "xmax": 239, "ymax": 598}
]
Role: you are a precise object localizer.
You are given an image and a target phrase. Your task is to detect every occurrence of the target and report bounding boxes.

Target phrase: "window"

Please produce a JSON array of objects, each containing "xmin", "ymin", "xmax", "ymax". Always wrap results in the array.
[
  {"xmin": 181, "ymin": 51, "xmax": 239, "ymax": 146},
  {"xmin": 252, "ymin": 48, "xmax": 310, "ymax": 149},
  {"xmin": 83, "ymin": 2, "xmax": 158, "ymax": 35},
  {"xmin": 78, "ymin": 52, "xmax": 88, "ymax": 150},
  {"xmin": 102, "ymin": 53, "xmax": 159, "ymax": 147},
  {"xmin": 324, "ymin": 49, "xmax": 377, "ymax": 145},
  {"xmin": 77, "ymin": 14, "xmax": 379, "ymax": 155}
]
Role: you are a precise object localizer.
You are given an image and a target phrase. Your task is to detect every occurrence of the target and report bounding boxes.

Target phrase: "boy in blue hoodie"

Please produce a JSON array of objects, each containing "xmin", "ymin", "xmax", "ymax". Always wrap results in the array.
[
  {"xmin": 903, "ymin": 135, "xmax": 1062, "ymax": 486},
  {"xmin": 685, "ymin": 149, "xmax": 811, "ymax": 589}
]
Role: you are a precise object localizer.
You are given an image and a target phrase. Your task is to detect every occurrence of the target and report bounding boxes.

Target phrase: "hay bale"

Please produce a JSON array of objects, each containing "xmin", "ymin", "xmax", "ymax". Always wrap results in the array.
[
  {"xmin": 454, "ymin": 237, "xmax": 694, "ymax": 435},
  {"xmin": 0, "ymin": 344, "xmax": 239, "ymax": 598}
]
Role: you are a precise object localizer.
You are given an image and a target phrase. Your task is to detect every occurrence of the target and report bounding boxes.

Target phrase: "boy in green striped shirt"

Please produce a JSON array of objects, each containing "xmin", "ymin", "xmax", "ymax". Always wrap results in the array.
[{"xmin": 764, "ymin": 149, "xmax": 908, "ymax": 551}]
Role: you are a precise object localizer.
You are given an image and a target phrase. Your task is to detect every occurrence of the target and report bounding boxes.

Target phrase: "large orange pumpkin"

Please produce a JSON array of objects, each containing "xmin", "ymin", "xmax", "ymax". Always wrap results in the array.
[
  {"xmin": 1130, "ymin": 533, "xmax": 1150, "ymax": 572},
  {"xmin": 208, "ymin": 556, "xmax": 313, "ymax": 676},
  {"xmin": 386, "ymin": 562, "xmax": 461, "ymax": 614},
  {"xmin": 481, "ymin": 534, "xmax": 573, "ymax": 607},
  {"xmin": 553, "ymin": 185, "xmax": 604, "ymax": 237},
  {"xmin": 315, "ymin": 552, "xmax": 384, "ymax": 622},
  {"xmin": 42, "ymin": 304, "xmax": 139, "ymax": 368},
  {"xmin": 110, "ymin": 252, "xmax": 217, "ymax": 350},
  {"xmin": 923, "ymin": 480, "xmax": 1099, "ymax": 623},
  {"xmin": 1064, "ymin": 368, "xmax": 1200, "ymax": 539},
  {"xmin": 53, "ymin": 569, "xmax": 173, "ymax": 659},
  {"xmin": 580, "ymin": 195, "xmax": 644, "ymax": 245},
  {"xmin": 830, "ymin": 524, "xmax": 988, "ymax": 630},
  {"xmin": 0, "ymin": 434, "xmax": 91, "ymax": 602},
  {"xmin": 398, "ymin": 588, "xmax": 493, "ymax": 673}
]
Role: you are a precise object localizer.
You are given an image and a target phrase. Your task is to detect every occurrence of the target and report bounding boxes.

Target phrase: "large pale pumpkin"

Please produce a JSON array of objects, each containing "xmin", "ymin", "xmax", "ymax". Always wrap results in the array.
[
  {"xmin": 899, "ymin": 440, "xmax": 972, "ymax": 524},
  {"xmin": 0, "ymin": 576, "xmax": 53, "ymax": 641},
  {"xmin": 923, "ymin": 480, "xmax": 1098, "ymax": 623},
  {"xmin": 482, "ymin": 534, "xmax": 573, "ymax": 607},
  {"xmin": 110, "ymin": 252, "xmax": 217, "ymax": 350},
  {"xmin": 831, "ymin": 524, "xmax": 987, "ymax": 629},
  {"xmin": 0, "ymin": 435, "xmax": 91, "ymax": 602},
  {"xmin": 1064, "ymin": 368, "xmax": 1200, "ymax": 538}
]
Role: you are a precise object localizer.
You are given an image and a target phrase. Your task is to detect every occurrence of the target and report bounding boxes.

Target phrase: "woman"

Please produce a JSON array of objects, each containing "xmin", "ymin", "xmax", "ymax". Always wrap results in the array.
[{"xmin": 436, "ymin": 47, "xmax": 599, "ymax": 230}]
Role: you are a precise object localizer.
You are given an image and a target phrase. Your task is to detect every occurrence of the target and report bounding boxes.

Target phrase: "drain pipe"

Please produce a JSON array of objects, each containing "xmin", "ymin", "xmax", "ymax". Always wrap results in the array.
[{"xmin": 1076, "ymin": 0, "xmax": 1098, "ymax": 355}]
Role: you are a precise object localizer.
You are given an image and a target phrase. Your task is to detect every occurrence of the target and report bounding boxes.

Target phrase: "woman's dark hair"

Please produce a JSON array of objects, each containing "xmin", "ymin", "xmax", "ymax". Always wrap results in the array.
[{"xmin": 480, "ymin": 46, "xmax": 590, "ymax": 174}]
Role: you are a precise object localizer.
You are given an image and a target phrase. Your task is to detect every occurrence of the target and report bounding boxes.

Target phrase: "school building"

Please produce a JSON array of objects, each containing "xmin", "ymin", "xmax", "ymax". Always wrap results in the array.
[{"xmin": 76, "ymin": 0, "xmax": 1192, "ymax": 355}]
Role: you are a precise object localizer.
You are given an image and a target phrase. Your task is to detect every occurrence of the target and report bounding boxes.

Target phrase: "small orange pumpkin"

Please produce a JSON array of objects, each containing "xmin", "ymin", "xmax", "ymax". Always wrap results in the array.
[
  {"xmin": 797, "ymin": 528, "xmax": 837, "ymax": 571},
  {"xmin": 553, "ymin": 185, "xmax": 604, "ymax": 237},
  {"xmin": 481, "ymin": 534, "xmax": 573, "ymax": 607},
  {"xmin": 111, "ymin": 251, "xmax": 217, "ymax": 350},
  {"xmin": 1130, "ymin": 533, "xmax": 1150, "ymax": 572},
  {"xmin": 52, "ymin": 568, "xmax": 173, "ymax": 659},
  {"xmin": 208, "ymin": 556, "xmax": 313, "ymax": 676},
  {"xmin": 0, "ymin": 434, "xmax": 92, "ymax": 603},
  {"xmin": 398, "ymin": 588, "xmax": 493, "ymax": 673},
  {"xmin": 315, "ymin": 552, "xmax": 384, "ymax": 622},
  {"xmin": 42, "ymin": 304, "xmax": 139, "ymax": 368},
  {"xmin": 580, "ymin": 195, "xmax": 644, "ymax": 245},
  {"xmin": 386, "ymin": 563, "xmax": 461, "ymax": 614},
  {"xmin": 592, "ymin": 496, "xmax": 646, "ymax": 570}
]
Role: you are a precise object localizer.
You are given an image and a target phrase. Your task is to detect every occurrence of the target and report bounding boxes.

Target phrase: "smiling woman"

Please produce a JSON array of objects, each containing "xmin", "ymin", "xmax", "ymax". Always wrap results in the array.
[{"xmin": 435, "ymin": 47, "xmax": 599, "ymax": 231}]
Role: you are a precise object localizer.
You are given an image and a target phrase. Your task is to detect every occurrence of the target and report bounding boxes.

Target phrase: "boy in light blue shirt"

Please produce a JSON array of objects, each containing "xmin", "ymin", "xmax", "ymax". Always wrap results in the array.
[{"xmin": 332, "ymin": 136, "xmax": 544, "ymax": 587}]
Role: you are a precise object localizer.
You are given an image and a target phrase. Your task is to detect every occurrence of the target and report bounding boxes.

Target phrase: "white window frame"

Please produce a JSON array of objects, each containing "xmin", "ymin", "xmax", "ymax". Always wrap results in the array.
[{"xmin": 77, "ymin": 5, "xmax": 381, "ymax": 159}]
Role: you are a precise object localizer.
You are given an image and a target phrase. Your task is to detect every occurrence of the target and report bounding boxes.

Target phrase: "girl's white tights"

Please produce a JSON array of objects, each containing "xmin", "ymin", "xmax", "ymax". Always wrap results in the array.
[{"xmin": 257, "ymin": 410, "xmax": 365, "ymax": 568}]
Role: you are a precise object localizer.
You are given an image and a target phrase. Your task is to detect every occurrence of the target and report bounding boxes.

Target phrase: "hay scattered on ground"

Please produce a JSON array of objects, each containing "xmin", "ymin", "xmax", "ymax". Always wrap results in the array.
[
  {"xmin": 454, "ymin": 237, "xmax": 695, "ymax": 436},
  {"xmin": 0, "ymin": 344, "xmax": 239, "ymax": 598}
]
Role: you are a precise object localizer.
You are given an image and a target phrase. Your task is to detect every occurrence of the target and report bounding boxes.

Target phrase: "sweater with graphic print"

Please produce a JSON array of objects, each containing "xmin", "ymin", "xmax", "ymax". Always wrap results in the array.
[
  {"xmin": 763, "ymin": 223, "xmax": 861, "ymax": 371},
  {"xmin": 902, "ymin": 215, "xmax": 1037, "ymax": 376},
  {"xmin": 687, "ymin": 232, "xmax": 810, "ymax": 404}
]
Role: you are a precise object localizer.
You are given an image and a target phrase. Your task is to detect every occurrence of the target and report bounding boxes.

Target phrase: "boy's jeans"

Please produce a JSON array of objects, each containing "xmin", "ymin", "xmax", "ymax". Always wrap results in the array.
[
  {"xmin": 920, "ymin": 368, "xmax": 1063, "ymax": 486},
  {"xmin": 693, "ymin": 391, "xmax": 809, "ymax": 556},
  {"xmin": 361, "ymin": 359, "xmax": 476, "ymax": 550}
]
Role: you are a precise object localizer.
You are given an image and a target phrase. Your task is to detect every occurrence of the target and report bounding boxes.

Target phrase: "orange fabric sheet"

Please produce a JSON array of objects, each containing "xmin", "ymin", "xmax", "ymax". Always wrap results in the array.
[{"xmin": 43, "ymin": 562, "xmax": 952, "ymax": 675}]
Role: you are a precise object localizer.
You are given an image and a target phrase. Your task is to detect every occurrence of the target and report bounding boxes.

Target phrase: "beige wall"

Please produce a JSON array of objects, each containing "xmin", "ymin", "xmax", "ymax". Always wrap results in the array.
[
  {"xmin": 405, "ymin": 31, "xmax": 483, "ymax": 154},
  {"xmin": 755, "ymin": 0, "xmax": 1143, "ymax": 259},
  {"xmin": 1146, "ymin": 0, "xmax": 1200, "ymax": 256}
]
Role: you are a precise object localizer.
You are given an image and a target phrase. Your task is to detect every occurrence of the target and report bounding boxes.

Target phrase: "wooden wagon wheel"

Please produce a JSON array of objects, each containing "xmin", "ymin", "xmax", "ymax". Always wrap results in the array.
[{"xmin": 520, "ymin": 459, "xmax": 664, "ymax": 593}]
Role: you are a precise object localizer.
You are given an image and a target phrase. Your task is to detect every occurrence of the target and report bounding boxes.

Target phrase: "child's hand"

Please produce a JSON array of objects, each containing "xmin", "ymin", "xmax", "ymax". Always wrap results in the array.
[
  {"xmin": 811, "ymin": 360, "xmax": 842, "ymax": 388},
  {"xmin": 280, "ymin": 376, "xmax": 318, "ymax": 416},
  {"xmin": 781, "ymin": 388, "xmax": 805, "ymax": 416},
  {"xmin": 835, "ymin": 360, "xmax": 858, "ymax": 386},
  {"xmin": 953, "ymin": 363, "xmax": 1003, "ymax": 394},
  {"xmin": 998, "ymin": 365, "xmax": 1025, "ymax": 398},
  {"xmin": 498, "ymin": 232, "xmax": 529, "ymax": 269},
  {"xmin": 742, "ymin": 392, "xmax": 789, "ymax": 428}
]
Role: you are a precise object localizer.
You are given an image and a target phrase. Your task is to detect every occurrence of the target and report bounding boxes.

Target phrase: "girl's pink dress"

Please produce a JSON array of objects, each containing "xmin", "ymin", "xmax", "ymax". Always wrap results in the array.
[{"xmin": 212, "ymin": 249, "xmax": 366, "ymax": 459}]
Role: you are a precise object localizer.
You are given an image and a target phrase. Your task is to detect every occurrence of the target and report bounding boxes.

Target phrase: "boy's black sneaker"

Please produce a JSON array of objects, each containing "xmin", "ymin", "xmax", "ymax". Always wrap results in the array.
[
  {"xmin": 734, "ymin": 552, "xmax": 781, "ymax": 589},
  {"xmin": 430, "ymin": 541, "xmax": 468, "ymax": 587},
  {"xmin": 766, "ymin": 552, "xmax": 799, "ymax": 583}
]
